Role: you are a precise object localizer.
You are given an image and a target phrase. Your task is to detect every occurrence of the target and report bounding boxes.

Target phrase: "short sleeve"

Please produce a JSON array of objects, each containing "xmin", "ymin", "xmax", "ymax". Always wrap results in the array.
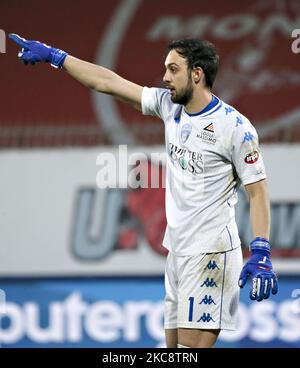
[
  {"xmin": 231, "ymin": 118, "xmax": 266, "ymax": 185},
  {"xmin": 141, "ymin": 87, "xmax": 170, "ymax": 120}
]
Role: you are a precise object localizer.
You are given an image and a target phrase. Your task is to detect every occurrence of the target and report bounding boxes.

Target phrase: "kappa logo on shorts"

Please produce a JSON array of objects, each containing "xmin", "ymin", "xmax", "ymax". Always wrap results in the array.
[
  {"xmin": 205, "ymin": 260, "xmax": 220, "ymax": 270},
  {"xmin": 197, "ymin": 312, "xmax": 215, "ymax": 323},
  {"xmin": 200, "ymin": 295, "xmax": 216, "ymax": 305},
  {"xmin": 201, "ymin": 278, "xmax": 218, "ymax": 287}
]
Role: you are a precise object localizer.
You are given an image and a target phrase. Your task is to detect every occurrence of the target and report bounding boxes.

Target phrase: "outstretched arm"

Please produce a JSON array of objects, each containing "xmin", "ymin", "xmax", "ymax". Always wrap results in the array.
[
  {"xmin": 63, "ymin": 56, "xmax": 143, "ymax": 110},
  {"xmin": 9, "ymin": 34, "xmax": 143, "ymax": 110}
]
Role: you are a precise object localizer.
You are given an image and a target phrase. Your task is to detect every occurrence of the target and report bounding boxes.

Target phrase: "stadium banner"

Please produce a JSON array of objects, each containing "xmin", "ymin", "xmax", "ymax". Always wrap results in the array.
[
  {"xmin": 2, "ymin": 0, "xmax": 300, "ymax": 145},
  {"xmin": 0, "ymin": 276, "xmax": 300, "ymax": 348},
  {"xmin": 0, "ymin": 145, "xmax": 300, "ymax": 276}
]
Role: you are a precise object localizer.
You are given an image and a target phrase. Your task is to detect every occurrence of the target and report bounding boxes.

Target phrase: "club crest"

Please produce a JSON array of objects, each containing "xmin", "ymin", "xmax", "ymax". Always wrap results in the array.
[{"xmin": 181, "ymin": 123, "xmax": 192, "ymax": 144}]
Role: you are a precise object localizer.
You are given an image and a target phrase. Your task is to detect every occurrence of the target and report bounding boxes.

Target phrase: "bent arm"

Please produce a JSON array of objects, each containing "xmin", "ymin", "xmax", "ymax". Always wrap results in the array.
[
  {"xmin": 63, "ymin": 55, "xmax": 143, "ymax": 110},
  {"xmin": 245, "ymin": 179, "xmax": 270, "ymax": 239}
]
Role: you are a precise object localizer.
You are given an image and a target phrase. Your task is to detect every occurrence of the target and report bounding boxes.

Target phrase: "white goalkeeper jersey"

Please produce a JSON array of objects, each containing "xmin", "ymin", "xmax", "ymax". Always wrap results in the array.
[{"xmin": 142, "ymin": 87, "xmax": 266, "ymax": 256}]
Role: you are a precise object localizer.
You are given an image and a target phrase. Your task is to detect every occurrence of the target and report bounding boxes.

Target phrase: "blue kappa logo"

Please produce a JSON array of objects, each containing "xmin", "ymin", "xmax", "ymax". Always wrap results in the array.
[
  {"xmin": 225, "ymin": 107, "xmax": 234, "ymax": 115},
  {"xmin": 197, "ymin": 312, "xmax": 215, "ymax": 322},
  {"xmin": 200, "ymin": 295, "xmax": 216, "ymax": 305},
  {"xmin": 236, "ymin": 116, "xmax": 243, "ymax": 126},
  {"xmin": 201, "ymin": 278, "xmax": 218, "ymax": 287},
  {"xmin": 243, "ymin": 132, "xmax": 254, "ymax": 143},
  {"xmin": 205, "ymin": 260, "xmax": 220, "ymax": 270}
]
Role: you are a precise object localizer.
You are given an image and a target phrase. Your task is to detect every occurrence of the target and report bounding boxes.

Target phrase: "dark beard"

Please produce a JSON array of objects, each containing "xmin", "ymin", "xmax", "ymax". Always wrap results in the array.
[
  {"xmin": 172, "ymin": 88, "xmax": 193, "ymax": 105},
  {"xmin": 171, "ymin": 74, "xmax": 193, "ymax": 105}
]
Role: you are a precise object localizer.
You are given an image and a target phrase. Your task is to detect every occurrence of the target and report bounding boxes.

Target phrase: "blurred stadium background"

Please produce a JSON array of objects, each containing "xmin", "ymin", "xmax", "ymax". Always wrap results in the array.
[{"xmin": 1, "ymin": 0, "xmax": 300, "ymax": 348}]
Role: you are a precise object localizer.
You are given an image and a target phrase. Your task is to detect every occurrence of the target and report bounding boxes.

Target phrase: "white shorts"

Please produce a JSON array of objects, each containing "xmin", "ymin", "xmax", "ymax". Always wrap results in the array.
[{"xmin": 164, "ymin": 246, "xmax": 243, "ymax": 330}]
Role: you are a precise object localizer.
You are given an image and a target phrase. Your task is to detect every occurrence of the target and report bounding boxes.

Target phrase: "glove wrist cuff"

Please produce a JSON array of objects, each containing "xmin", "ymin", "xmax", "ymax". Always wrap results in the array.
[
  {"xmin": 50, "ymin": 48, "xmax": 68, "ymax": 69},
  {"xmin": 249, "ymin": 237, "xmax": 270, "ymax": 253}
]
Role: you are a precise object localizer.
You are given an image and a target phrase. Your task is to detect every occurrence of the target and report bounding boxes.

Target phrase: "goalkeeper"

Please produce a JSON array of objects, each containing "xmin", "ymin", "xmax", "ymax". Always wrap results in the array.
[{"xmin": 9, "ymin": 34, "xmax": 278, "ymax": 348}]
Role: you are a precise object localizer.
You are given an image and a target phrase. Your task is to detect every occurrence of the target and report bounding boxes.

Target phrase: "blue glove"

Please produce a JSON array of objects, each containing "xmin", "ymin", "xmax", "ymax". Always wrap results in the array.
[
  {"xmin": 9, "ymin": 33, "xmax": 68, "ymax": 68},
  {"xmin": 238, "ymin": 237, "xmax": 278, "ymax": 302}
]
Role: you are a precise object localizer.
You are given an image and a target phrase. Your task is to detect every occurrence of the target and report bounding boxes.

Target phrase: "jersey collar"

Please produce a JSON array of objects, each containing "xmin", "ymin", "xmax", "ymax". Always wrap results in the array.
[{"xmin": 184, "ymin": 95, "xmax": 220, "ymax": 117}]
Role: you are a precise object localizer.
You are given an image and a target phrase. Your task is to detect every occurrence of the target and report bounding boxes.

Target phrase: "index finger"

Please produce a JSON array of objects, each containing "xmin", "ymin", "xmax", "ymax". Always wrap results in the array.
[{"xmin": 8, "ymin": 33, "xmax": 29, "ymax": 48}]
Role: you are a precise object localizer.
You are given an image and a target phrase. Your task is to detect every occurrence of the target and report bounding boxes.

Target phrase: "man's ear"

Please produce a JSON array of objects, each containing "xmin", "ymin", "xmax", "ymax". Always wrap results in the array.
[{"xmin": 193, "ymin": 67, "xmax": 204, "ymax": 84}]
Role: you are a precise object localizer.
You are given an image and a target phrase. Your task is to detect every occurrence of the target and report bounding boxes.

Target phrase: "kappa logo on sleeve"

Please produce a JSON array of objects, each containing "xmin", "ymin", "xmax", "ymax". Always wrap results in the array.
[
  {"xmin": 242, "ymin": 131, "xmax": 254, "ymax": 143},
  {"xmin": 244, "ymin": 150, "xmax": 259, "ymax": 164}
]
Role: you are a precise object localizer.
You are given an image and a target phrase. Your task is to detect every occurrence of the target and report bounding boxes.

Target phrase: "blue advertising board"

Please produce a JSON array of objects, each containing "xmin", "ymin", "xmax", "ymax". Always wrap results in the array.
[{"xmin": 0, "ymin": 276, "xmax": 299, "ymax": 347}]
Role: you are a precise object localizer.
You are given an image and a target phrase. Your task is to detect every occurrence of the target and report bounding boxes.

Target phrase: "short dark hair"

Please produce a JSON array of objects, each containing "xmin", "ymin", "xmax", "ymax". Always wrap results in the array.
[{"xmin": 168, "ymin": 39, "xmax": 219, "ymax": 89}]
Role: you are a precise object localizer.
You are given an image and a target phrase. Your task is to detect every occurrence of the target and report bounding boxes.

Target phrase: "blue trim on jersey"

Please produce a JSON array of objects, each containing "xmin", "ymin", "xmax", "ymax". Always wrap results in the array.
[
  {"xmin": 202, "ymin": 101, "xmax": 223, "ymax": 117},
  {"xmin": 184, "ymin": 95, "xmax": 219, "ymax": 117},
  {"xmin": 174, "ymin": 106, "xmax": 183, "ymax": 123},
  {"xmin": 219, "ymin": 253, "xmax": 227, "ymax": 329}
]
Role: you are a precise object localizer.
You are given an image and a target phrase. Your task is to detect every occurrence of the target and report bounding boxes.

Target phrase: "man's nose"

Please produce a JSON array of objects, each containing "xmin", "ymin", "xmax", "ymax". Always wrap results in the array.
[{"xmin": 163, "ymin": 71, "xmax": 170, "ymax": 83}]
